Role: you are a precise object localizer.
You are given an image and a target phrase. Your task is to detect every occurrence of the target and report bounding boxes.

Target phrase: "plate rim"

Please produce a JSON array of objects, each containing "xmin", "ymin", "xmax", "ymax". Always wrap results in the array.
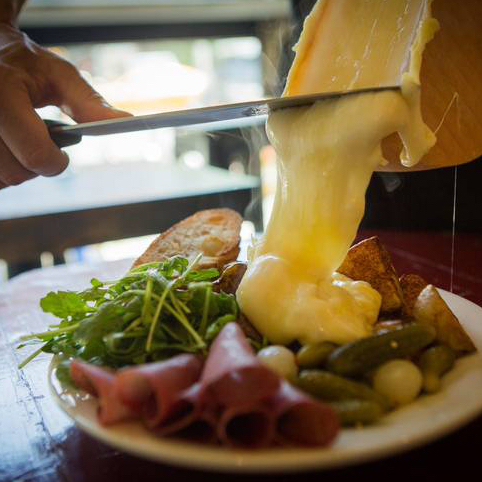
[{"xmin": 48, "ymin": 289, "xmax": 482, "ymax": 473}]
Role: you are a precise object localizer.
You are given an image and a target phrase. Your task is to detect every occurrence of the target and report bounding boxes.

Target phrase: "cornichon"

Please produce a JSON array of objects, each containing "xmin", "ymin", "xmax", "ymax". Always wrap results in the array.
[
  {"xmin": 326, "ymin": 323, "xmax": 436, "ymax": 377},
  {"xmin": 297, "ymin": 342, "xmax": 337, "ymax": 368},
  {"xmin": 329, "ymin": 399, "xmax": 383, "ymax": 426},
  {"xmin": 297, "ymin": 369, "xmax": 390, "ymax": 411},
  {"xmin": 419, "ymin": 345, "xmax": 456, "ymax": 393}
]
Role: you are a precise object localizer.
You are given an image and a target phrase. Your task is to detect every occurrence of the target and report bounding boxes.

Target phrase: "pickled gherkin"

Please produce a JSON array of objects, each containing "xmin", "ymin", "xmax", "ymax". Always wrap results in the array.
[
  {"xmin": 326, "ymin": 323, "xmax": 436, "ymax": 377},
  {"xmin": 419, "ymin": 345, "xmax": 455, "ymax": 393},
  {"xmin": 297, "ymin": 369, "xmax": 390, "ymax": 411},
  {"xmin": 297, "ymin": 342, "xmax": 337, "ymax": 368},
  {"xmin": 329, "ymin": 400, "xmax": 383, "ymax": 426}
]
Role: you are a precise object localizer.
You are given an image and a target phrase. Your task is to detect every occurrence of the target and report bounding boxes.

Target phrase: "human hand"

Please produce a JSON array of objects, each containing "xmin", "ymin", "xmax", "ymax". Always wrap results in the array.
[{"xmin": 0, "ymin": 23, "xmax": 130, "ymax": 189}]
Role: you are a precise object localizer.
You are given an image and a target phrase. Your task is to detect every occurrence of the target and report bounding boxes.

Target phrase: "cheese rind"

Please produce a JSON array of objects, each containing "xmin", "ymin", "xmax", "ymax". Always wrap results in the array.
[{"xmin": 285, "ymin": 0, "xmax": 429, "ymax": 95}]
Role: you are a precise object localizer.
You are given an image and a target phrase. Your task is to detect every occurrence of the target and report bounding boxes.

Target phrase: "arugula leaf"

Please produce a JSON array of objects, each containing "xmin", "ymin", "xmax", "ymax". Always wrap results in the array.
[
  {"xmin": 213, "ymin": 291, "xmax": 238, "ymax": 317},
  {"xmin": 205, "ymin": 314, "xmax": 237, "ymax": 342},
  {"xmin": 78, "ymin": 286, "xmax": 112, "ymax": 303},
  {"xmin": 40, "ymin": 291, "xmax": 89, "ymax": 318},
  {"xmin": 18, "ymin": 255, "xmax": 253, "ymax": 380},
  {"xmin": 73, "ymin": 301, "xmax": 126, "ymax": 345},
  {"xmin": 160, "ymin": 256, "xmax": 189, "ymax": 278},
  {"xmin": 186, "ymin": 282, "xmax": 212, "ymax": 313},
  {"xmin": 79, "ymin": 338, "xmax": 108, "ymax": 363},
  {"xmin": 184, "ymin": 268, "xmax": 219, "ymax": 283},
  {"xmin": 90, "ymin": 278, "xmax": 103, "ymax": 288}
]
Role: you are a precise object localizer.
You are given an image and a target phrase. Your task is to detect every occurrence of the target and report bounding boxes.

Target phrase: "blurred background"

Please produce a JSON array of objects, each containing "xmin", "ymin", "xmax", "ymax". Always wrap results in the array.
[
  {"xmin": 0, "ymin": 0, "xmax": 481, "ymax": 306},
  {"xmin": 0, "ymin": 0, "xmax": 293, "ymax": 279}
]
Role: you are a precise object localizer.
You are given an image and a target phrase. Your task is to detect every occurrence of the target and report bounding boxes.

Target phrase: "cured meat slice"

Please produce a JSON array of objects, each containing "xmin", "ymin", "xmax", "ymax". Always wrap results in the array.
[
  {"xmin": 157, "ymin": 384, "xmax": 219, "ymax": 444},
  {"xmin": 69, "ymin": 324, "xmax": 340, "ymax": 448},
  {"xmin": 153, "ymin": 382, "xmax": 204, "ymax": 435},
  {"xmin": 273, "ymin": 381, "xmax": 339, "ymax": 446},
  {"xmin": 200, "ymin": 322, "xmax": 279, "ymax": 406},
  {"xmin": 217, "ymin": 404, "xmax": 274, "ymax": 448},
  {"xmin": 70, "ymin": 360, "xmax": 135, "ymax": 425},
  {"xmin": 114, "ymin": 354, "xmax": 203, "ymax": 427},
  {"xmin": 174, "ymin": 409, "xmax": 219, "ymax": 444}
]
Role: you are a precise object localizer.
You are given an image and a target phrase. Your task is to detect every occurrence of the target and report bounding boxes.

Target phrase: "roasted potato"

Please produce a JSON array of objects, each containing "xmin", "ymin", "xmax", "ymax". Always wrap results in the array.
[
  {"xmin": 236, "ymin": 312, "xmax": 263, "ymax": 344},
  {"xmin": 213, "ymin": 261, "xmax": 247, "ymax": 295},
  {"xmin": 399, "ymin": 273, "xmax": 429, "ymax": 320},
  {"xmin": 338, "ymin": 237, "xmax": 403, "ymax": 315},
  {"xmin": 412, "ymin": 285, "xmax": 475, "ymax": 352}
]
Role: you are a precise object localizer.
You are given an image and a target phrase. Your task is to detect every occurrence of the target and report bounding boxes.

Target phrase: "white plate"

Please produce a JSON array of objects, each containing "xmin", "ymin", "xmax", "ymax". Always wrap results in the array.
[{"xmin": 49, "ymin": 290, "xmax": 482, "ymax": 473}]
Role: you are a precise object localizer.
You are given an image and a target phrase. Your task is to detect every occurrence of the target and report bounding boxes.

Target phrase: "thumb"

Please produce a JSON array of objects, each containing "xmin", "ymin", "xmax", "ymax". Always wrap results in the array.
[{"xmin": 54, "ymin": 64, "xmax": 132, "ymax": 123}]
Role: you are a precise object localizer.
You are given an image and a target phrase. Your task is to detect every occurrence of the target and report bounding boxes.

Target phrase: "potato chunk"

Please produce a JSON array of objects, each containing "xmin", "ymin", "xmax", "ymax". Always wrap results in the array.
[
  {"xmin": 399, "ymin": 273, "xmax": 429, "ymax": 319},
  {"xmin": 338, "ymin": 237, "xmax": 403, "ymax": 315},
  {"xmin": 412, "ymin": 285, "xmax": 475, "ymax": 352}
]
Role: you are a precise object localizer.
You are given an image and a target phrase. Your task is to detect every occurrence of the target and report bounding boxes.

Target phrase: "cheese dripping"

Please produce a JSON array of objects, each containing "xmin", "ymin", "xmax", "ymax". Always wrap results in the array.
[{"xmin": 237, "ymin": 0, "xmax": 438, "ymax": 345}]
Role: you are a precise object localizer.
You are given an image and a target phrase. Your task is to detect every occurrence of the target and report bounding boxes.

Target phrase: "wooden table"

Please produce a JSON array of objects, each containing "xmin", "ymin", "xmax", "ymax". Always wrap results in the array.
[
  {"xmin": 1, "ymin": 231, "xmax": 481, "ymax": 482},
  {"xmin": 0, "ymin": 162, "xmax": 260, "ymax": 276}
]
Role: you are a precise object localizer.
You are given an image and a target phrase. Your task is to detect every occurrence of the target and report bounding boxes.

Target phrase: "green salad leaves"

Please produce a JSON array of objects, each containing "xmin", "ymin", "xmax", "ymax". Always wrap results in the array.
[{"xmin": 18, "ymin": 254, "xmax": 239, "ymax": 375}]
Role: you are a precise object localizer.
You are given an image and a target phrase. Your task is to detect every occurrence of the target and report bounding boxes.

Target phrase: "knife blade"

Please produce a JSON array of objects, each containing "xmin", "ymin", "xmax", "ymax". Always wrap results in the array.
[{"xmin": 47, "ymin": 85, "xmax": 400, "ymax": 148}]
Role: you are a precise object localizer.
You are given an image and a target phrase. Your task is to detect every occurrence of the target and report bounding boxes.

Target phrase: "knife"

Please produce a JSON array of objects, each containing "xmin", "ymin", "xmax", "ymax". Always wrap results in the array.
[{"xmin": 46, "ymin": 86, "xmax": 400, "ymax": 149}]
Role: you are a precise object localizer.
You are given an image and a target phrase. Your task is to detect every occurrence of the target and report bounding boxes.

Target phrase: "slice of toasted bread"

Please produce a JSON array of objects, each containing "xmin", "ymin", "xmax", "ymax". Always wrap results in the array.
[
  {"xmin": 412, "ymin": 285, "xmax": 475, "ymax": 352},
  {"xmin": 399, "ymin": 273, "xmax": 429, "ymax": 320},
  {"xmin": 338, "ymin": 236, "xmax": 403, "ymax": 315},
  {"xmin": 132, "ymin": 208, "xmax": 243, "ymax": 269}
]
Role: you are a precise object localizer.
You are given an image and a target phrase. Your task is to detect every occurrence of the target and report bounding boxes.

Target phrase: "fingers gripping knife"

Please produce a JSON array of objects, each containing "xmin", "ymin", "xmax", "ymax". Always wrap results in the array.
[{"xmin": 45, "ymin": 86, "xmax": 400, "ymax": 149}]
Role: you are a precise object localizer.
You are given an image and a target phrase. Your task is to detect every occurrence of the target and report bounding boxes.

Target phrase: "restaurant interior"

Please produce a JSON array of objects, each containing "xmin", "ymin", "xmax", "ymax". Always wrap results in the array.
[
  {"xmin": 0, "ymin": 0, "xmax": 481, "ymax": 295},
  {"xmin": 0, "ymin": 1, "xmax": 481, "ymax": 481}
]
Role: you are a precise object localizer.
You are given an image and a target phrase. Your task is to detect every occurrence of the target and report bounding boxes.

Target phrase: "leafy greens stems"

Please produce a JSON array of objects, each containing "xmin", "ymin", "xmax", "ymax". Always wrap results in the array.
[
  {"xmin": 17, "ymin": 346, "xmax": 45, "ymax": 370},
  {"xmin": 199, "ymin": 285, "xmax": 212, "ymax": 337},
  {"xmin": 146, "ymin": 253, "xmax": 204, "ymax": 352},
  {"xmin": 17, "ymin": 254, "xmax": 239, "ymax": 377},
  {"xmin": 20, "ymin": 323, "xmax": 80, "ymax": 340}
]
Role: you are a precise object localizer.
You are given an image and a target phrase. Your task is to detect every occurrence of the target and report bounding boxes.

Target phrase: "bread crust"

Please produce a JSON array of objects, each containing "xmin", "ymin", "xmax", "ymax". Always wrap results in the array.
[{"xmin": 132, "ymin": 208, "xmax": 242, "ymax": 269}]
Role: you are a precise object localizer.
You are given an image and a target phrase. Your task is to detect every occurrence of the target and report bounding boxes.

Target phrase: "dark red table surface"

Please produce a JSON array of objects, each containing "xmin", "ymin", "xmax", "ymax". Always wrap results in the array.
[{"xmin": 1, "ymin": 230, "xmax": 481, "ymax": 482}]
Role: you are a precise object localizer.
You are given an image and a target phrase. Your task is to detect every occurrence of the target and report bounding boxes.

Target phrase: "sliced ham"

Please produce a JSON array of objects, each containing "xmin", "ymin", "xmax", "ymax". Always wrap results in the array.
[
  {"xmin": 217, "ymin": 404, "xmax": 274, "ymax": 448},
  {"xmin": 70, "ymin": 359, "xmax": 135, "ymax": 425},
  {"xmin": 199, "ymin": 322, "xmax": 280, "ymax": 406},
  {"xmin": 153, "ymin": 382, "xmax": 204, "ymax": 435},
  {"xmin": 273, "ymin": 381, "xmax": 339, "ymax": 447},
  {"xmin": 162, "ymin": 398, "xmax": 219, "ymax": 445},
  {"xmin": 69, "ymin": 322, "xmax": 340, "ymax": 448},
  {"xmin": 114, "ymin": 354, "xmax": 203, "ymax": 428}
]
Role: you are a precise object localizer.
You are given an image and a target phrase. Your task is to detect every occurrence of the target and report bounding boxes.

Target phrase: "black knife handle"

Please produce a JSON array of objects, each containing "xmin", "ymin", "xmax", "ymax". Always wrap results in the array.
[{"xmin": 44, "ymin": 119, "xmax": 83, "ymax": 148}]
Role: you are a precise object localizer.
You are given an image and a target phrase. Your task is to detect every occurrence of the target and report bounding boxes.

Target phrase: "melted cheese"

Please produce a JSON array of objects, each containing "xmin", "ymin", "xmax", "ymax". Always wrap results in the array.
[{"xmin": 237, "ymin": 0, "xmax": 438, "ymax": 345}]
